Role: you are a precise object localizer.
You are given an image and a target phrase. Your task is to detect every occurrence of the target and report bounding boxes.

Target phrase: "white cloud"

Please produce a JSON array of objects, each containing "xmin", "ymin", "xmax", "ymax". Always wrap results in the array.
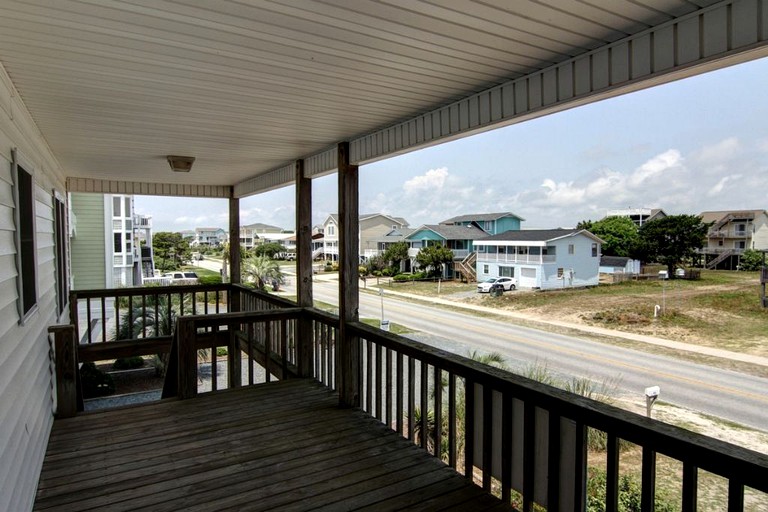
[
  {"xmin": 628, "ymin": 149, "xmax": 683, "ymax": 187},
  {"xmin": 691, "ymin": 137, "xmax": 740, "ymax": 163},
  {"xmin": 403, "ymin": 167, "xmax": 449, "ymax": 195}
]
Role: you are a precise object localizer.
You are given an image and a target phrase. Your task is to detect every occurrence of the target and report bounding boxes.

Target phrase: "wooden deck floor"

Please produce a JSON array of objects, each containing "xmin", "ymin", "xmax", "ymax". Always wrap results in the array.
[{"xmin": 35, "ymin": 379, "xmax": 514, "ymax": 511}]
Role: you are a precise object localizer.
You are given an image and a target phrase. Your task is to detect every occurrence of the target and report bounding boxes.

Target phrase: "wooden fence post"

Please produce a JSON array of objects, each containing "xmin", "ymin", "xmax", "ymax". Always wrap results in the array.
[
  {"xmin": 295, "ymin": 158, "xmax": 315, "ymax": 377},
  {"xmin": 49, "ymin": 325, "xmax": 77, "ymax": 418}
]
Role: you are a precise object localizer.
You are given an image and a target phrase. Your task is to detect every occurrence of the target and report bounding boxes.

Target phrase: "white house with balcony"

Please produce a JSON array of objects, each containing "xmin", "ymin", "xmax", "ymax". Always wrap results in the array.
[
  {"xmin": 323, "ymin": 213, "xmax": 409, "ymax": 261},
  {"xmin": 474, "ymin": 229, "xmax": 603, "ymax": 290}
]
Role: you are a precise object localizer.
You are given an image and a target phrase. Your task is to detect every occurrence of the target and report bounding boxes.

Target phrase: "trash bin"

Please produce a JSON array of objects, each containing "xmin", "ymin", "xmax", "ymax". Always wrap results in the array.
[{"xmin": 489, "ymin": 283, "xmax": 504, "ymax": 297}]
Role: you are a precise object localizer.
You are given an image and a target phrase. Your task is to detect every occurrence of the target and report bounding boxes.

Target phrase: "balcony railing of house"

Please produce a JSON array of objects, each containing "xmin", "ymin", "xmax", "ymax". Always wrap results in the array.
[
  {"xmin": 451, "ymin": 249, "xmax": 470, "ymax": 259},
  {"xmin": 49, "ymin": 283, "xmax": 768, "ymax": 510},
  {"xmin": 477, "ymin": 253, "xmax": 557, "ymax": 264}
]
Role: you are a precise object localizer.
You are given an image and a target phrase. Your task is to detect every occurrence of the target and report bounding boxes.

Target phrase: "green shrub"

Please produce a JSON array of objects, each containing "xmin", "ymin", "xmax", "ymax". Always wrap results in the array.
[
  {"xmin": 199, "ymin": 274, "xmax": 222, "ymax": 285},
  {"xmin": 112, "ymin": 356, "xmax": 145, "ymax": 370},
  {"xmin": 216, "ymin": 347, "xmax": 228, "ymax": 357},
  {"xmin": 587, "ymin": 467, "xmax": 676, "ymax": 511},
  {"xmin": 80, "ymin": 362, "xmax": 115, "ymax": 398}
]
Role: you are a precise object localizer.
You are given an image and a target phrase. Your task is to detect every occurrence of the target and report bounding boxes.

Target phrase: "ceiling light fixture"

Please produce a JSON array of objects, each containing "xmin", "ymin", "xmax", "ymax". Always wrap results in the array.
[{"xmin": 167, "ymin": 155, "xmax": 195, "ymax": 173}]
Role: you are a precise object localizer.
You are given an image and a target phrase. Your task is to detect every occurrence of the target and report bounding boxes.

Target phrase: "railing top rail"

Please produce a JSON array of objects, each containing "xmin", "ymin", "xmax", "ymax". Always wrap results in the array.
[
  {"xmin": 233, "ymin": 284, "xmax": 298, "ymax": 308},
  {"xmin": 347, "ymin": 320, "xmax": 768, "ymax": 491},
  {"xmin": 71, "ymin": 283, "xmax": 231, "ymax": 298},
  {"xmin": 178, "ymin": 307, "xmax": 304, "ymax": 328}
]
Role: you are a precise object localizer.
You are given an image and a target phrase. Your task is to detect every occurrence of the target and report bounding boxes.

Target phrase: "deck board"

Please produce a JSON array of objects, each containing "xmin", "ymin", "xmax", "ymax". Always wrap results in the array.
[{"xmin": 35, "ymin": 379, "xmax": 514, "ymax": 511}]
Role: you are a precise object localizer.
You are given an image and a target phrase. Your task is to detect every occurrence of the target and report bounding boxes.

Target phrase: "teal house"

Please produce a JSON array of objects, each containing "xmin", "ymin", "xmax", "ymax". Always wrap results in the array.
[{"xmin": 406, "ymin": 212, "xmax": 524, "ymax": 280}]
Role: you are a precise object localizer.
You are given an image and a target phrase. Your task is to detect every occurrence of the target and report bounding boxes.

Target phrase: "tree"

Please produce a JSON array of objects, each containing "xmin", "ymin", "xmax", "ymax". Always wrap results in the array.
[
  {"xmin": 242, "ymin": 255, "xmax": 284, "ymax": 291},
  {"xmin": 738, "ymin": 248, "xmax": 765, "ymax": 271},
  {"xmin": 383, "ymin": 241, "xmax": 409, "ymax": 271},
  {"xmin": 153, "ymin": 232, "xmax": 191, "ymax": 272},
  {"xmin": 252, "ymin": 242, "xmax": 285, "ymax": 259},
  {"xmin": 635, "ymin": 215, "xmax": 711, "ymax": 276},
  {"xmin": 415, "ymin": 244, "xmax": 454, "ymax": 278},
  {"xmin": 583, "ymin": 216, "xmax": 639, "ymax": 257}
]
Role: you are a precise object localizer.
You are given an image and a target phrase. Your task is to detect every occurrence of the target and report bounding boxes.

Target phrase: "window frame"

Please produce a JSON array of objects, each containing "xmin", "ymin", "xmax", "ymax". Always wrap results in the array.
[
  {"xmin": 53, "ymin": 191, "xmax": 69, "ymax": 318},
  {"xmin": 12, "ymin": 149, "xmax": 39, "ymax": 323}
]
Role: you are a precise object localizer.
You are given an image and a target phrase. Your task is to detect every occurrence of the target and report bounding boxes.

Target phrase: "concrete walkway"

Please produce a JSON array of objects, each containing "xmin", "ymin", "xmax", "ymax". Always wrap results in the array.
[{"xmin": 368, "ymin": 286, "xmax": 768, "ymax": 369}]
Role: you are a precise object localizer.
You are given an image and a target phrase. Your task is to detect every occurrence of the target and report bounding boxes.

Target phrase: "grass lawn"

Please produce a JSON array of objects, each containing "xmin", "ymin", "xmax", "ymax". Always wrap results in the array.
[{"xmin": 181, "ymin": 265, "xmax": 222, "ymax": 284}]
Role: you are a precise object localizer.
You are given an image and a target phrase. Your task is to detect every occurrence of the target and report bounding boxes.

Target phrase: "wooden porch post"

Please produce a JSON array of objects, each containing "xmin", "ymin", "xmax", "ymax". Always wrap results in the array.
[
  {"xmin": 229, "ymin": 195, "xmax": 241, "ymax": 313},
  {"xmin": 49, "ymin": 325, "xmax": 77, "ymax": 418},
  {"xmin": 295, "ymin": 159, "xmax": 314, "ymax": 377},
  {"xmin": 338, "ymin": 142, "xmax": 360, "ymax": 407}
]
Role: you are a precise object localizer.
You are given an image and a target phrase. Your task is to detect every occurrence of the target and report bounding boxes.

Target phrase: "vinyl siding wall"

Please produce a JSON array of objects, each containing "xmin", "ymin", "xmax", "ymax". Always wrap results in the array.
[
  {"xmin": 70, "ymin": 193, "xmax": 106, "ymax": 290},
  {"xmin": 0, "ymin": 62, "xmax": 67, "ymax": 511}
]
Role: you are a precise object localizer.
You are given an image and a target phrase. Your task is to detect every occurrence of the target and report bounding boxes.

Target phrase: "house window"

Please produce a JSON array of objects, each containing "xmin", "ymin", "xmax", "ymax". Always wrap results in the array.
[
  {"xmin": 568, "ymin": 244, "xmax": 574, "ymax": 255},
  {"xmin": 483, "ymin": 264, "xmax": 489, "ymax": 274},
  {"xmin": 328, "ymin": 225, "xmax": 335, "ymax": 236},
  {"xmin": 591, "ymin": 243, "xmax": 598, "ymax": 257},
  {"xmin": 13, "ymin": 154, "xmax": 37, "ymax": 320},
  {"xmin": 124, "ymin": 197, "xmax": 131, "ymax": 218},
  {"xmin": 114, "ymin": 232, "xmax": 123, "ymax": 253},
  {"xmin": 499, "ymin": 266, "xmax": 514, "ymax": 277},
  {"xmin": 54, "ymin": 194, "xmax": 68, "ymax": 316},
  {"xmin": 557, "ymin": 268, "xmax": 564, "ymax": 278},
  {"xmin": 736, "ymin": 241, "xmax": 746, "ymax": 249},
  {"xmin": 112, "ymin": 196, "xmax": 121, "ymax": 217}
]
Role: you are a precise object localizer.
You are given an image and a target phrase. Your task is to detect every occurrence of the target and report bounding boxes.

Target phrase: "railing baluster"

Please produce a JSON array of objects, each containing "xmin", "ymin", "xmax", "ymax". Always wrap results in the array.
[
  {"xmin": 386, "ymin": 348, "xmax": 392, "ymax": 429},
  {"xmin": 728, "ymin": 480, "xmax": 744, "ymax": 511},
  {"xmin": 204, "ymin": 291, "xmax": 209, "ymax": 315},
  {"xmin": 166, "ymin": 292, "xmax": 171, "ymax": 334},
  {"xmin": 86, "ymin": 297, "xmax": 92, "ymax": 343},
  {"xmin": 547, "ymin": 411, "xmax": 561, "ymax": 511},
  {"xmin": 179, "ymin": 292, "xmax": 184, "ymax": 316},
  {"xmin": 523, "ymin": 402, "xmax": 535, "ymax": 512},
  {"xmin": 211, "ymin": 324, "xmax": 218, "ymax": 392},
  {"xmin": 573, "ymin": 422, "xmax": 587, "ymax": 512},
  {"xmin": 141, "ymin": 294, "xmax": 147, "ymax": 339},
  {"xmin": 482, "ymin": 384, "xmax": 492, "ymax": 491},
  {"xmin": 449, "ymin": 373, "xmax": 457, "ymax": 469},
  {"xmin": 215, "ymin": 290, "xmax": 220, "ymax": 314},
  {"xmin": 606, "ymin": 433, "xmax": 619, "ymax": 512},
  {"xmin": 127, "ymin": 295, "xmax": 133, "ymax": 339},
  {"xmin": 113, "ymin": 296, "xmax": 119, "ymax": 343},
  {"xmin": 433, "ymin": 366, "xmax": 442, "ymax": 459},
  {"xmin": 265, "ymin": 321, "xmax": 271, "ymax": 383},
  {"xmin": 366, "ymin": 339, "xmax": 373, "ymax": 414},
  {"xmin": 420, "ymin": 361, "xmax": 428, "ymax": 450},
  {"xmin": 464, "ymin": 378, "xmax": 475, "ymax": 480},
  {"xmin": 192, "ymin": 290, "xmax": 197, "ymax": 314},
  {"xmin": 408, "ymin": 356, "xmax": 415, "ymax": 441},
  {"xmin": 396, "ymin": 352, "xmax": 403, "ymax": 436},
  {"xmin": 682, "ymin": 462, "xmax": 697, "ymax": 512},
  {"xmin": 100, "ymin": 297, "xmax": 106, "ymax": 342},
  {"xmin": 641, "ymin": 446, "xmax": 657, "ymax": 512},
  {"xmin": 501, "ymin": 392, "xmax": 513, "ymax": 504},
  {"xmin": 247, "ymin": 320, "xmax": 254, "ymax": 386},
  {"xmin": 281, "ymin": 319, "xmax": 288, "ymax": 378}
]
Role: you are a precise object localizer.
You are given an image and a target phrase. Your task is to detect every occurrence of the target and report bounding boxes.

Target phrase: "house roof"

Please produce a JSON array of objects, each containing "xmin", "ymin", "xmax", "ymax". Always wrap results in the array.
[
  {"xmin": 326, "ymin": 213, "xmax": 408, "ymax": 226},
  {"xmin": 407, "ymin": 224, "xmax": 488, "ymax": 241},
  {"xmin": 195, "ymin": 227, "xmax": 225, "ymax": 233},
  {"xmin": 600, "ymin": 256, "xmax": 632, "ymax": 267},
  {"xmin": 439, "ymin": 212, "xmax": 525, "ymax": 224},
  {"xmin": 242, "ymin": 222, "xmax": 285, "ymax": 232},
  {"xmin": 1, "ymin": 3, "xmax": 755, "ymax": 199},
  {"xmin": 699, "ymin": 210, "xmax": 766, "ymax": 224},
  {"xmin": 474, "ymin": 229, "xmax": 603, "ymax": 245}
]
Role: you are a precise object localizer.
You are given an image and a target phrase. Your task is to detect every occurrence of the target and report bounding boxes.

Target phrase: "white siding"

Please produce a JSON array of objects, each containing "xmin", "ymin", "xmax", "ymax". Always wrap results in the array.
[
  {"xmin": 0, "ymin": 62, "xmax": 66, "ymax": 512},
  {"xmin": 752, "ymin": 213, "xmax": 768, "ymax": 250}
]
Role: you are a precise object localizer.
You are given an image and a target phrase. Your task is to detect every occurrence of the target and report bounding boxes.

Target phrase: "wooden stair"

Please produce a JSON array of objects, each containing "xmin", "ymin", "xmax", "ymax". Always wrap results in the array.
[{"xmin": 454, "ymin": 251, "xmax": 477, "ymax": 282}]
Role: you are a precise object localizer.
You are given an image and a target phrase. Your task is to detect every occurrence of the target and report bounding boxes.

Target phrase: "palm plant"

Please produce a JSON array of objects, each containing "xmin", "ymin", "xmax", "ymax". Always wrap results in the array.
[{"xmin": 242, "ymin": 255, "xmax": 285, "ymax": 291}]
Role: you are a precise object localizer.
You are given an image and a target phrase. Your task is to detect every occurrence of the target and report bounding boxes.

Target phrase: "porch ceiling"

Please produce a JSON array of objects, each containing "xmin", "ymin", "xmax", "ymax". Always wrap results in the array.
[{"xmin": 0, "ymin": 0, "xmax": 754, "ymax": 195}]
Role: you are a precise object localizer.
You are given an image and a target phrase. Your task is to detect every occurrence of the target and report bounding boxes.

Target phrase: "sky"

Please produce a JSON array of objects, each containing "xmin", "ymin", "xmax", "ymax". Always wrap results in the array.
[{"xmin": 135, "ymin": 57, "xmax": 768, "ymax": 232}]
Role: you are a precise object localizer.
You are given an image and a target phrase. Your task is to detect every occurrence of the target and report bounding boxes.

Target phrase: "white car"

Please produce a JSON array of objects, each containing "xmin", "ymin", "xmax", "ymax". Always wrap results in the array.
[{"xmin": 477, "ymin": 277, "xmax": 516, "ymax": 293}]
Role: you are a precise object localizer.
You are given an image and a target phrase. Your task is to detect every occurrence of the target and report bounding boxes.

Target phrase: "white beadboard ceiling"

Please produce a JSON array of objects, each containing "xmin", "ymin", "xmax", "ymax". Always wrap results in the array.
[{"xmin": 0, "ymin": 0, "xmax": 761, "ymax": 196}]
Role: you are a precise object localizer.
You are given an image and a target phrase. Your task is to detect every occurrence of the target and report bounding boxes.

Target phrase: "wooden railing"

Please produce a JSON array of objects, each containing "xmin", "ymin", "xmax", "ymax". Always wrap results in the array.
[
  {"xmin": 50, "ymin": 285, "xmax": 768, "ymax": 511},
  {"xmin": 347, "ymin": 320, "xmax": 768, "ymax": 512}
]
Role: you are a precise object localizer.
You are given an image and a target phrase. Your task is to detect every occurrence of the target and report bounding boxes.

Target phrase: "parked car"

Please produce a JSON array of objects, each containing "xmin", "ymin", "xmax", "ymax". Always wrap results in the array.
[{"xmin": 477, "ymin": 277, "xmax": 516, "ymax": 293}]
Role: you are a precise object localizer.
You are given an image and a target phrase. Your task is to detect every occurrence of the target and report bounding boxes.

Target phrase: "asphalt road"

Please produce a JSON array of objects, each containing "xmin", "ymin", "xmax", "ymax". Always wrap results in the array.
[{"xmin": 305, "ymin": 276, "xmax": 768, "ymax": 434}]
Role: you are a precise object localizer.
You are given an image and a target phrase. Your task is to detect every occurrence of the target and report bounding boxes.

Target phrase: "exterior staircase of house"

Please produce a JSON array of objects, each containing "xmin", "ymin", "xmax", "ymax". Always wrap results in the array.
[
  {"xmin": 706, "ymin": 249, "xmax": 737, "ymax": 269},
  {"xmin": 454, "ymin": 251, "xmax": 477, "ymax": 282}
]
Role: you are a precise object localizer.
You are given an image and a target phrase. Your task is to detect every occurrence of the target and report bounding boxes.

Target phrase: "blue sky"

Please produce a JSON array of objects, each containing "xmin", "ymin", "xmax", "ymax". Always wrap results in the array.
[{"xmin": 136, "ymin": 57, "xmax": 768, "ymax": 232}]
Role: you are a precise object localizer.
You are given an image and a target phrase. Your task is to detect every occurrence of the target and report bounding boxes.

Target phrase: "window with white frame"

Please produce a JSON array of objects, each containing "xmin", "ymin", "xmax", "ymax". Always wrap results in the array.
[
  {"xmin": 499, "ymin": 266, "xmax": 514, "ymax": 277},
  {"xmin": 568, "ymin": 244, "xmax": 574, "ymax": 255},
  {"xmin": 13, "ymin": 151, "xmax": 37, "ymax": 320},
  {"xmin": 483, "ymin": 264, "xmax": 489, "ymax": 274},
  {"xmin": 592, "ymin": 243, "xmax": 598, "ymax": 257}
]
